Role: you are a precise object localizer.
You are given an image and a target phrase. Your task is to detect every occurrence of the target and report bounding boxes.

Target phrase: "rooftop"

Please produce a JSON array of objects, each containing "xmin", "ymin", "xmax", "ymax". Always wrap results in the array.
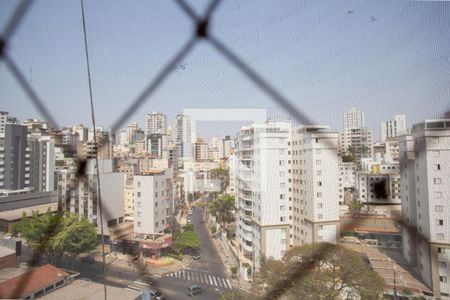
[
  {"xmin": 0, "ymin": 264, "xmax": 69, "ymax": 299},
  {"xmin": 0, "ymin": 245, "xmax": 15, "ymax": 258},
  {"xmin": 0, "ymin": 202, "xmax": 58, "ymax": 221},
  {"xmin": 40, "ymin": 279, "xmax": 141, "ymax": 300}
]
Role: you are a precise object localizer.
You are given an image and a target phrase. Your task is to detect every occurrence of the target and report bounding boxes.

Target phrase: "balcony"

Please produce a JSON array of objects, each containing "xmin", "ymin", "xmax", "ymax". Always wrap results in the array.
[
  {"xmin": 239, "ymin": 230, "xmax": 252, "ymax": 242},
  {"xmin": 239, "ymin": 220, "xmax": 252, "ymax": 232},
  {"xmin": 241, "ymin": 241, "xmax": 253, "ymax": 253}
]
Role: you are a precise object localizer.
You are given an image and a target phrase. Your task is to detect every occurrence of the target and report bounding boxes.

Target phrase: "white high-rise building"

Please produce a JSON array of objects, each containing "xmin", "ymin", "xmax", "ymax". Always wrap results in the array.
[
  {"xmin": 174, "ymin": 114, "xmax": 192, "ymax": 159},
  {"xmin": 344, "ymin": 107, "xmax": 365, "ymax": 130},
  {"xmin": 380, "ymin": 114, "xmax": 407, "ymax": 142},
  {"xmin": 290, "ymin": 125, "xmax": 340, "ymax": 246},
  {"xmin": 400, "ymin": 119, "xmax": 450, "ymax": 299},
  {"xmin": 133, "ymin": 169, "xmax": 173, "ymax": 235},
  {"xmin": 235, "ymin": 121, "xmax": 291, "ymax": 275},
  {"xmin": 340, "ymin": 108, "xmax": 373, "ymax": 161},
  {"xmin": 146, "ymin": 112, "xmax": 167, "ymax": 135}
]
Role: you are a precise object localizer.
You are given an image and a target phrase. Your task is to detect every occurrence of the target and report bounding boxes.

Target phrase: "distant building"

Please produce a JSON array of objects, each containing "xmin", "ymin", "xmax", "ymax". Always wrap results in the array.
[
  {"xmin": 291, "ymin": 125, "xmax": 340, "ymax": 246},
  {"xmin": 146, "ymin": 112, "xmax": 167, "ymax": 135},
  {"xmin": 338, "ymin": 162, "xmax": 357, "ymax": 204},
  {"xmin": 133, "ymin": 168, "xmax": 173, "ymax": 235},
  {"xmin": 194, "ymin": 138, "xmax": 208, "ymax": 161},
  {"xmin": 0, "ymin": 111, "xmax": 8, "ymax": 138},
  {"xmin": 344, "ymin": 107, "xmax": 365, "ymax": 129},
  {"xmin": 380, "ymin": 114, "xmax": 406, "ymax": 142},
  {"xmin": 1, "ymin": 124, "xmax": 29, "ymax": 190},
  {"xmin": 400, "ymin": 119, "xmax": 450, "ymax": 299},
  {"xmin": 174, "ymin": 114, "xmax": 192, "ymax": 159},
  {"xmin": 339, "ymin": 108, "xmax": 373, "ymax": 162}
]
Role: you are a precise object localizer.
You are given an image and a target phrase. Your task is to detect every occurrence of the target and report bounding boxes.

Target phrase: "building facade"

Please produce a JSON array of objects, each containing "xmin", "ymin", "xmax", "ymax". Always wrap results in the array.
[
  {"xmin": 133, "ymin": 169, "xmax": 173, "ymax": 235},
  {"xmin": 290, "ymin": 125, "xmax": 340, "ymax": 246},
  {"xmin": 400, "ymin": 120, "xmax": 450, "ymax": 299},
  {"xmin": 235, "ymin": 121, "xmax": 291, "ymax": 274}
]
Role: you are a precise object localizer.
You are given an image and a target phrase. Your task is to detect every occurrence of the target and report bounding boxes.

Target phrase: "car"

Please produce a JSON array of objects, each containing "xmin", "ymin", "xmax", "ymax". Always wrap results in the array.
[
  {"xmin": 186, "ymin": 284, "xmax": 203, "ymax": 296},
  {"xmin": 147, "ymin": 288, "xmax": 165, "ymax": 300},
  {"xmin": 192, "ymin": 252, "xmax": 200, "ymax": 260},
  {"xmin": 187, "ymin": 219, "xmax": 192, "ymax": 224}
]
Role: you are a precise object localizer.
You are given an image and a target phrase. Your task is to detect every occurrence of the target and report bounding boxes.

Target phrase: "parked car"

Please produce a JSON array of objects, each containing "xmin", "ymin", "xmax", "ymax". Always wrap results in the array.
[
  {"xmin": 186, "ymin": 284, "xmax": 203, "ymax": 296},
  {"xmin": 148, "ymin": 288, "xmax": 165, "ymax": 300},
  {"xmin": 192, "ymin": 251, "xmax": 200, "ymax": 260},
  {"xmin": 187, "ymin": 219, "xmax": 192, "ymax": 224}
]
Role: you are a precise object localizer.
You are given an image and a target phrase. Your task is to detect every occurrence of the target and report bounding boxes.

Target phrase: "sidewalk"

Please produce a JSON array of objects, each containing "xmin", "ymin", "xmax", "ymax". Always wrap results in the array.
[{"xmin": 208, "ymin": 226, "xmax": 253, "ymax": 293}]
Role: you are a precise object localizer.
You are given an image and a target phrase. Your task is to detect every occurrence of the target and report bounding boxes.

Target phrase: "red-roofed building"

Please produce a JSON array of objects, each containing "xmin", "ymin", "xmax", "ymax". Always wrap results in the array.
[{"xmin": 0, "ymin": 264, "xmax": 70, "ymax": 299}]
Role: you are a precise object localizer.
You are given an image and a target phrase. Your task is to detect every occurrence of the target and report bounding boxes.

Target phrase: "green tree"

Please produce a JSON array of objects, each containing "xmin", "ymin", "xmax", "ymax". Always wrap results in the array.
[
  {"xmin": 209, "ymin": 194, "xmax": 235, "ymax": 229},
  {"xmin": 348, "ymin": 199, "xmax": 363, "ymax": 213},
  {"xmin": 173, "ymin": 231, "xmax": 200, "ymax": 253},
  {"xmin": 13, "ymin": 210, "xmax": 62, "ymax": 253},
  {"xmin": 255, "ymin": 243, "xmax": 383, "ymax": 299},
  {"xmin": 52, "ymin": 215, "xmax": 98, "ymax": 257}
]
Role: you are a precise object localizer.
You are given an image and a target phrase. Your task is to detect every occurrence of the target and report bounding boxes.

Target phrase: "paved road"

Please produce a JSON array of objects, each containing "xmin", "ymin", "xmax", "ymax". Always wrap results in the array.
[{"xmin": 56, "ymin": 207, "xmax": 230, "ymax": 299}]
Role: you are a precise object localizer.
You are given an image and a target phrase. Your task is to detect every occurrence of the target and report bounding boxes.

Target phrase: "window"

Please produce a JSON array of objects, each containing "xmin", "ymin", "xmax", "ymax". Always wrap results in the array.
[
  {"xmin": 318, "ymin": 181, "xmax": 322, "ymax": 186},
  {"xmin": 434, "ymin": 191, "xmax": 443, "ymax": 199},
  {"xmin": 435, "ymin": 205, "xmax": 443, "ymax": 212},
  {"xmin": 439, "ymin": 262, "xmax": 446, "ymax": 269},
  {"xmin": 434, "ymin": 164, "xmax": 441, "ymax": 170},
  {"xmin": 280, "ymin": 183, "xmax": 285, "ymax": 188},
  {"xmin": 317, "ymin": 192, "xmax": 322, "ymax": 198},
  {"xmin": 155, "ymin": 222, "xmax": 159, "ymax": 227},
  {"xmin": 436, "ymin": 233, "xmax": 445, "ymax": 240},
  {"xmin": 440, "ymin": 276, "xmax": 447, "ymax": 283},
  {"xmin": 317, "ymin": 203, "xmax": 323, "ymax": 208},
  {"xmin": 280, "ymin": 216, "xmax": 286, "ymax": 222},
  {"xmin": 279, "ymin": 160, "xmax": 285, "ymax": 166},
  {"xmin": 137, "ymin": 211, "xmax": 141, "ymax": 217},
  {"xmin": 437, "ymin": 219, "xmax": 444, "ymax": 226},
  {"xmin": 137, "ymin": 222, "xmax": 141, "ymax": 227},
  {"xmin": 434, "ymin": 178, "xmax": 442, "ymax": 184},
  {"xmin": 137, "ymin": 182, "xmax": 141, "ymax": 187},
  {"xmin": 280, "ymin": 194, "xmax": 285, "ymax": 199},
  {"xmin": 316, "ymin": 159, "xmax": 321, "ymax": 165},
  {"xmin": 318, "ymin": 214, "xmax": 323, "ymax": 219},
  {"xmin": 137, "ymin": 201, "xmax": 141, "ymax": 208},
  {"xmin": 155, "ymin": 202, "xmax": 158, "ymax": 207},
  {"xmin": 280, "ymin": 205, "xmax": 286, "ymax": 210},
  {"xmin": 137, "ymin": 192, "xmax": 141, "ymax": 197}
]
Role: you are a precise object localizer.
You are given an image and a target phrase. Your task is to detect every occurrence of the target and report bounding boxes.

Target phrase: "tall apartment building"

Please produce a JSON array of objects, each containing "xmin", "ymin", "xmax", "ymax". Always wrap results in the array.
[
  {"xmin": 1, "ymin": 124, "xmax": 30, "ymax": 191},
  {"xmin": 339, "ymin": 108, "xmax": 373, "ymax": 161},
  {"xmin": 147, "ymin": 134, "xmax": 165, "ymax": 158},
  {"xmin": 290, "ymin": 125, "xmax": 340, "ymax": 246},
  {"xmin": 133, "ymin": 169, "xmax": 173, "ymax": 235},
  {"xmin": 400, "ymin": 119, "xmax": 450, "ymax": 299},
  {"xmin": 174, "ymin": 114, "xmax": 192, "ymax": 159},
  {"xmin": 380, "ymin": 114, "xmax": 406, "ymax": 142},
  {"xmin": 235, "ymin": 121, "xmax": 291, "ymax": 274},
  {"xmin": 344, "ymin": 107, "xmax": 365, "ymax": 129},
  {"xmin": 127, "ymin": 122, "xmax": 139, "ymax": 143},
  {"xmin": 55, "ymin": 160, "xmax": 125, "ymax": 236},
  {"xmin": 194, "ymin": 138, "xmax": 208, "ymax": 161},
  {"xmin": 28, "ymin": 136, "xmax": 55, "ymax": 193},
  {"xmin": 146, "ymin": 112, "xmax": 167, "ymax": 135}
]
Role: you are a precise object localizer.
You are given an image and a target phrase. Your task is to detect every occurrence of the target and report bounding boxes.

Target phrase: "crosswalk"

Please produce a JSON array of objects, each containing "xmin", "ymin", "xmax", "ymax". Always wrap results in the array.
[{"xmin": 163, "ymin": 268, "xmax": 233, "ymax": 289}]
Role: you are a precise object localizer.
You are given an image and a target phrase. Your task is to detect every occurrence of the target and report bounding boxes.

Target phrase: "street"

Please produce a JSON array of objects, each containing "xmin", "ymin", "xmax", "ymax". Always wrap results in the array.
[{"xmin": 57, "ymin": 207, "xmax": 230, "ymax": 299}]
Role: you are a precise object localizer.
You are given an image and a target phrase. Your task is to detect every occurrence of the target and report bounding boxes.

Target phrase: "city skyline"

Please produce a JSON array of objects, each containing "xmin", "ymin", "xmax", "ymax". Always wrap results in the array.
[{"xmin": 1, "ymin": 1, "xmax": 449, "ymax": 139}]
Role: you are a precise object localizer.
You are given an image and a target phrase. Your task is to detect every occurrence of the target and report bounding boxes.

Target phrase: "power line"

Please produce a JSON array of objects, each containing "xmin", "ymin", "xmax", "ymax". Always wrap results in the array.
[{"xmin": 80, "ymin": 1, "xmax": 108, "ymax": 299}]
